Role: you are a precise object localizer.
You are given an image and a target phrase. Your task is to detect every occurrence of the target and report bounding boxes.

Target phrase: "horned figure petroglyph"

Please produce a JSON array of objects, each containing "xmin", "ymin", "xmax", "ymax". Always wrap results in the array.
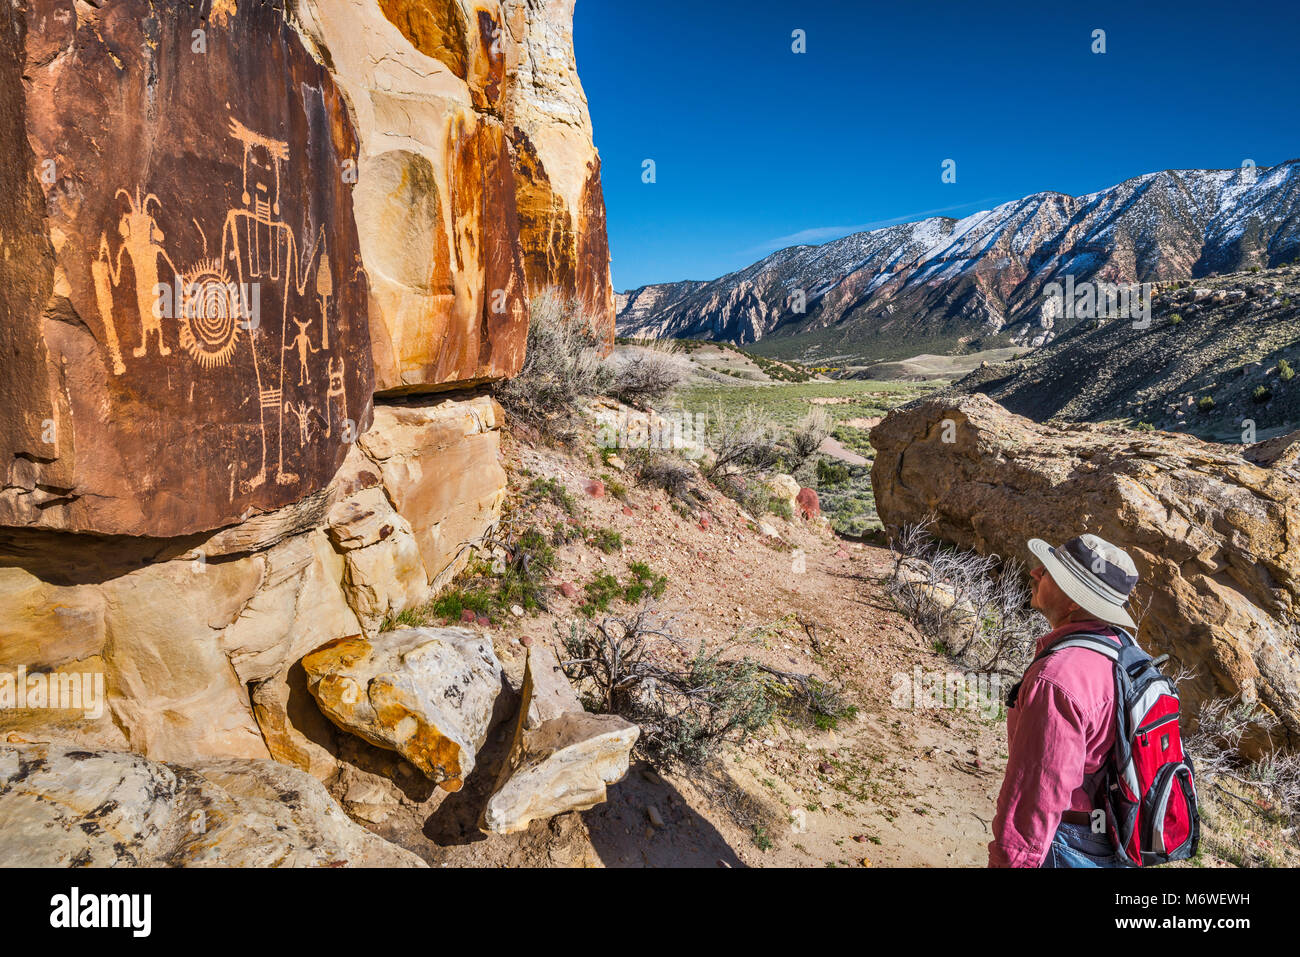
[
  {"xmin": 286, "ymin": 318, "xmax": 320, "ymax": 387},
  {"xmin": 88, "ymin": 114, "xmax": 346, "ymax": 498},
  {"xmin": 92, "ymin": 188, "xmax": 181, "ymax": 369}
]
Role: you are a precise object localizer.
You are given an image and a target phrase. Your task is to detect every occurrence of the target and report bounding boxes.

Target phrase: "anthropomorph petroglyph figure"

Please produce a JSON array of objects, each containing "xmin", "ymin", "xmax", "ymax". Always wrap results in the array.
[
  {"xmin": 220, "ymin": 116, "xmax": 330, "ymax": 492},
  {"xmin": 325, "ymin": 355, "xmax": 348, "ymax": 440},
  {"xmin": 286, "ymin": 318, "xmax": 319, "ymax": 386},
  {"xmin": 284, "ymin": 401, "xmax": 313, "ymax": 447},
  {"xmin": 92, "ymin": 189, "xmax": 182, "ymax": 367},
  {"xmin": 87, "ymin": 115, "xmax": 341, "ymax": 498}
]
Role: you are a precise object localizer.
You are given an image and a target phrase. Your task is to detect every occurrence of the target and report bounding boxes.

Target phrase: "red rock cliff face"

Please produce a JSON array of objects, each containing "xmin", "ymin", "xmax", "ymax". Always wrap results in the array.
[
  {"xmin": 0, "ymin": 0, "xmax": 616, "ymax": 535},
  {"xmin": 1, "ymin": 0, "xmax": 374, "ymax": 537}
]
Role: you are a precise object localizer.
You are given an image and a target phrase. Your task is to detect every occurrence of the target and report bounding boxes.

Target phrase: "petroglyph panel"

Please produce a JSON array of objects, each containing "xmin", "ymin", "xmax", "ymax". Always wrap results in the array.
[{"xmin": 0, "ymin": 0, "xmax": 374, "ymax": 536}]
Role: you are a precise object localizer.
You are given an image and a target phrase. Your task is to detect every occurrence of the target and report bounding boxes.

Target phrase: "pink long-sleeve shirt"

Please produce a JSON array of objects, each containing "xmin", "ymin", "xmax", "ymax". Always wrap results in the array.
[{"xmin": 988, "ymin": 620, "xmax": 1120, "ymax": 868}]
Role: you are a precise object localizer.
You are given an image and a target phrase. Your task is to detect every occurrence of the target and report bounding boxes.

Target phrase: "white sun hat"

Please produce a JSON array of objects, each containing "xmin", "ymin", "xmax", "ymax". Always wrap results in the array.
[{"xmin": 1027, "ymin": 533, "xmax": 1139, "ymax": 630}]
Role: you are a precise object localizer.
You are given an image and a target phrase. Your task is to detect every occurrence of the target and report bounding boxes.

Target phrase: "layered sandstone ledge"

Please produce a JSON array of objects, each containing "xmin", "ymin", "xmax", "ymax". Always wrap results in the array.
[{"xmin": 0, "ymin": 394, "xmax": 507, "ymax": 774}]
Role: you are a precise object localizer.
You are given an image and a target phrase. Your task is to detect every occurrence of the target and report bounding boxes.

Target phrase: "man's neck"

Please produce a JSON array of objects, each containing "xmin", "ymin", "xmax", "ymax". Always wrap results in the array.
[{"xmin": 1049, "ymin": 610, "xmax": 1105, "ymax": 630}]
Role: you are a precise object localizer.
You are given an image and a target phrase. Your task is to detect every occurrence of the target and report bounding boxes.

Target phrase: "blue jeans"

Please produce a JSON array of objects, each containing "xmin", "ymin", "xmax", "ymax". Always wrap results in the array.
[{"xmin": 1039, "ymin": 821, "xmax": 1130, "ymax": 868}]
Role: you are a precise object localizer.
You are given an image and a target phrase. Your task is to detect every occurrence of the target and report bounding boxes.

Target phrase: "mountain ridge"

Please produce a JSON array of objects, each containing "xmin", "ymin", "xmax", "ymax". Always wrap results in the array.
[{"xmin": 617, "ymin": 160, "xmax": 1300, "ymax": 363}]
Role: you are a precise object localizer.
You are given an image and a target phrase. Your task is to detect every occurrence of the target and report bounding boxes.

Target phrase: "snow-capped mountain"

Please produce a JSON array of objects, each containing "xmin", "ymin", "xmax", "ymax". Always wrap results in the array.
[{"xmin": 616, "ymin": 161, "xmax": 1300, "ymax": 360}]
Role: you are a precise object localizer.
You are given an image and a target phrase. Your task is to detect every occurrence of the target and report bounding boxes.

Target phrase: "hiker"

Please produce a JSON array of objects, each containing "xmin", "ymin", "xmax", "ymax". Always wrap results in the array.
[{"xmin": 988, "ymin": 533, "xmax": 1141, "ymax": 868}]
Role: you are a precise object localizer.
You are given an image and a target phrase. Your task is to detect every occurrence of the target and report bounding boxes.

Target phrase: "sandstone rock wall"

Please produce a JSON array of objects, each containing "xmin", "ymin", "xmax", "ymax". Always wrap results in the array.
[
  {"xmin": 871, "ymin": 395, "xmax": 1300, "ymax": 752},
  {"xmin": 293, "ymin": 0, "xmax": 615, "ymax": 394},
  {"xmin": 2, "ymin": 0, "xmax": 374, "ymax": 537},
  {"xmin": 0, "ymin": 0, "xmax": 617, "ymax": 852},
  {"xmin": 2, "ymin": 0, "xmax": 612, "ymax": 535},
  {"xmin": 0, "ymin": 395, "xmax": 508, "ymax": 773},
  {"xmin": 501, "ymin": 0, "xmax": 615, "ymax": 337}
]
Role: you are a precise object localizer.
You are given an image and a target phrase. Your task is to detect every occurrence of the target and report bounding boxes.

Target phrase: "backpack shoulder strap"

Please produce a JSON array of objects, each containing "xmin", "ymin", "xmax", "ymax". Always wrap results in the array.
[
  {"xmin": 1028, "ymin": 631, "xmax": 1121, "ymax": 668},
  {"xmin": 1007, "ymin": 630, "xmax": 1122, "ymax": 708}
]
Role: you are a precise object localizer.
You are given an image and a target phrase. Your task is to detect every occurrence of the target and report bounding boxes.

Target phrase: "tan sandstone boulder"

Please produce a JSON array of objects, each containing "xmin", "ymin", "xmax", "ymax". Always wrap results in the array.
[
  {"xmin": 763, "ymin": 474, "xmax": 802, "ymax": 514},
  {"xmin": 870, "ymin": 394, "xmax": 1300, "ymax": 751},
  {"xmin": 0, "ymin": 744, "xmax": 423, "ymax": 867},
  {"xmin": 481, "ymin": 644, "xmax": 638, "ymax": 833},
  {"xmin": 302, "ymin": 628, "xmax": 504, "ymax": 790}
]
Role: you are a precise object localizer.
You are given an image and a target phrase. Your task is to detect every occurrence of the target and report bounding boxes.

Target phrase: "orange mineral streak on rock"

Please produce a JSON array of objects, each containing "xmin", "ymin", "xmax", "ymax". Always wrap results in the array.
[
  {"xmin": 305, "ymin": 636, "xmax": 374, "ymax": 672},
  {"xmin": 379, "ymin": 0, "xmax": 470, "ymax": 79},
  {"xmin": 296, "ymin": 0, "xmax": 535, "ymax": 395},
  {"xmin": 369, "ymin": 685, "xmax": 465, "ymax": 791}
]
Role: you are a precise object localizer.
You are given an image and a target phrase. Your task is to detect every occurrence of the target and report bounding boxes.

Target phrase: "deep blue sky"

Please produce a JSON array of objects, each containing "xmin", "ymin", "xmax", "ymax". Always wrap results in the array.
[{"xmin": 574, "ymin": 0, "xmax": 1300, "ymax": 292}]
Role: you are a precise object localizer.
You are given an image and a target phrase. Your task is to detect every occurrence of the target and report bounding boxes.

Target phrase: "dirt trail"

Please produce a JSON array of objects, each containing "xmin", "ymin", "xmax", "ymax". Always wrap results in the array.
[{"xmin": 439, "ymin": 436, "xmax": 1009, "ymax": 868}]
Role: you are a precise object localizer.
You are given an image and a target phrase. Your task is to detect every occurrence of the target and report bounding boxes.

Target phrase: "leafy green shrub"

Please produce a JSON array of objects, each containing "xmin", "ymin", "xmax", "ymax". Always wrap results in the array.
[
  {"xmin": 1197, "ymin": 396, "xmax": 1215, "ymax": 412},
  {"xmin": 579, "ymin": 562, "xmax": 667, "ymax": 615},
  {"xmin": 768, "ymin": 496, "xmax": 794, "ymax": 521},
  {"xmin": 1134, "ymin": 421, "xmax": 1156, "ymax": 432},
  {"xmin": 428, "ymin": 587, "xmax": 496, "ymax": 623},
  {"xmin": 1170, "ymin": 313, "xmax": 1183, "ymax": 325},
  {"xmin": 1253, "ymin": 385, "xmax": 1273, "ymax": 403},
  {"xmin": 816, "ymin": 457, "xmax": 850, "ymax": 486},
  {"xmin": 581, "ymin": 573, "xmax": 623, "ymax": 616},
  {"xmin": 526, "ymin": 476, "xmax": 577, "ymax": 515},
  {"xmin": 1279, "ymin": 359, "xmax": 1294, "ymax": 382},
  {"xmin": 592, "ymin": 527, "xmax": 624, "ymax": 553},
  {"xmin": 624, "ymin": 561, "xmax": 668, "ymax": 603}
]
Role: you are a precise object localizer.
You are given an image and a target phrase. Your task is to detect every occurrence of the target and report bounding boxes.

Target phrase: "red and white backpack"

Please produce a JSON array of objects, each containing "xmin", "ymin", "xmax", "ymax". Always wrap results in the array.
[{"xmin": 1019, "ymin": 628, "xmax": 1200, "ymax": 866}]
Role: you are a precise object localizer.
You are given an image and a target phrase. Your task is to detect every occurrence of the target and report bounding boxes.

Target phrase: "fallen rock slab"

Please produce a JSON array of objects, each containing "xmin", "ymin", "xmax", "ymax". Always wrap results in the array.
[
  {"xmin": 481, "ymin": 645, "xmax": 638, "ymax": 834},
  {"xmin": 302, "ymin": 628, "xmax": 502, "ymax": 790},
  {"xmin": 871, "ymin": 394, "xmax": 1300, "ymax": 751},
  {"xmin": 0, "ymin": 744, "xmax": 423, "ymax": 867}
]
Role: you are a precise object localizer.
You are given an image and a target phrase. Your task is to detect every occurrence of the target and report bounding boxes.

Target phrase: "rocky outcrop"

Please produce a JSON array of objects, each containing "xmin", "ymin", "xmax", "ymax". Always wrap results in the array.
[
  {"xmin": 0, "ymin": 744, "xmax": 424, "ymax": 867},
  {"xmin": 292, "ymin": 0, "xmax": 529, "ymax": 395},
  {"xmin": 482, "ymin": 644, "xmax": 637, "ymax": 833},
  {"xmin": 502, "ymin": 0, "xmax": 615, "ymax": 337},
  {"xmin": 0, "ymin": 0, "xmax": 616, "ymax": 856},
  {"xmin": 291, "ymin": 0, "xmax": 614, "ymax": 394},
  {"xmin": 302, "ymin": 628, "xmax": 504, "ymax": 790},
  {"xmin": 0, "ymin": 396, "xmax": 507, "ymax": 771},
  {"xmin": 2, "ymin": 0, "xmax": 374, "ymax": 537},
  {"xmin": 871, "ymin": 394, "xmax": 1300, "ymax": 750}
]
